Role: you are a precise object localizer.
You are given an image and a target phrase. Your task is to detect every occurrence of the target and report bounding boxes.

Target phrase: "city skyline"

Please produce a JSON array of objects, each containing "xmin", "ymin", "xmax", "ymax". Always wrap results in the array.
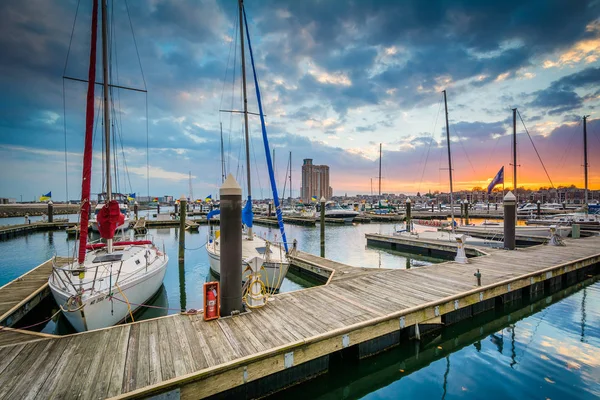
[{"xmin": 1, "ymin": 0, "xmax": 600, "ymax": 201}]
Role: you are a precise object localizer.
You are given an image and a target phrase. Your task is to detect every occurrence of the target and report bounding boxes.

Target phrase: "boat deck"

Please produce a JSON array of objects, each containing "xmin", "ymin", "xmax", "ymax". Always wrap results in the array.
[
  {"xmin": 0, "ymin": 237, "xmax": 599, "ymax": 399},
  {"xmin": 0, "ymin": 257, "xmax": 71, "ymax": 328}
]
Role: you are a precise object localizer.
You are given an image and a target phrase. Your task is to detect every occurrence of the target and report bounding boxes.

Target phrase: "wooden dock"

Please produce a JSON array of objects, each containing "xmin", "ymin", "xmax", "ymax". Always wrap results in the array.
[
  {"xmin": 289, "ymin": 251, "xmax": 385, "ymax": 283},
  {"xmin": 0, "ymin": 221, "xmax": 77, "ymax": 240},
  {"xmin": 0, "ymin": 257, "xmax": 70, "ymax": 328},
  {"xmin": 365, "ymin": 232, "xmax": 494, "ymax": 258},
  {"xmin": 0, "ymin": 237, "xmax": 598, "ymax": 399}
]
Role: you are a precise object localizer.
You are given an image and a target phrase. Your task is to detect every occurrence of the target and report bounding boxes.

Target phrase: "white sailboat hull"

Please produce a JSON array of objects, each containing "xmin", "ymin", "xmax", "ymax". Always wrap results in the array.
[
  {"xmin": 49, "ymin": 246, "xmax": 168, "ymax": 332},
  {"xmin": 206, "ymin": 236, "xmax": 289, "ymax": 291}
]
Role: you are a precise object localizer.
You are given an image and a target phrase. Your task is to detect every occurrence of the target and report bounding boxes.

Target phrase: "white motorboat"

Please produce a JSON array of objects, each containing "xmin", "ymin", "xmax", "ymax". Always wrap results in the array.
[
  {"xmin": 526, "ymin": 213, "xmax": 600, "ymax": 227},
  {"xmin": 206, "ymin": 231, "xmax": 289, "ymax": 291},
  {"xmin": 468, "ymin": 223, "xmax": 572, "ymax": 238},
  {"xmin": 324, "ymin": 202, "xmax": 359, "ymax": 222},
  {"xmin": 90, "ymin": 203, "xmax": 130, "ymax": 232},
  {"xmin": 50, "ymin": 1, "xmax": 168, "ymax": 332},
  {"xmin": 49, "ymin": 240, "xmax": 168, "ymax": 332}
]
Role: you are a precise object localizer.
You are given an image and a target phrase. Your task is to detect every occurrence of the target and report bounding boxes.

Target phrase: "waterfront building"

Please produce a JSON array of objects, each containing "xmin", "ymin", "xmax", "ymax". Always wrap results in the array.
[{"xmin": 301, "ymin": 158, "xmax": 333, "ymax": 202}]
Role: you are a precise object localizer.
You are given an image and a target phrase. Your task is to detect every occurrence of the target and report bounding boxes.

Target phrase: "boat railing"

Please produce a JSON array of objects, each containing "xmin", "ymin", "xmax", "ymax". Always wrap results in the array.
[{"xmin": 51, "ymin": 255, "xmax": 125, "ymax": 295}]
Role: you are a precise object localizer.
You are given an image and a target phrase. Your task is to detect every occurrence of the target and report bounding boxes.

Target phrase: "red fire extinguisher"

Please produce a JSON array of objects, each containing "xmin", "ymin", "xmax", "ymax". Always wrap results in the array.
[{"xmin": 203, "ymin": 282, "xmax": 219, "ymax": 321}]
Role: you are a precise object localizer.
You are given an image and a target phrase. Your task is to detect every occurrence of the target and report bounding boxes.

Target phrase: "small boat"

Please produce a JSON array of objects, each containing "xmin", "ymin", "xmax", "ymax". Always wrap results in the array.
[
  {"xmin": 324, "ymin": 201, "xmax": 359, "ymax": 222},
  {"xmin": 49, "ymin": 0, "xmax": 168, "ymax": 332}
]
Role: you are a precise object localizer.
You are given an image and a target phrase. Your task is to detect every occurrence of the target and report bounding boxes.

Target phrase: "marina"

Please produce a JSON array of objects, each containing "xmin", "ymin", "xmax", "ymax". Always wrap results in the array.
[
  {"xmin": 0, "ymin": 229, "xmax": 598, "ymax": 398},
  {"xmin": 1, "ymin": 0, "xmax": 600, "ymax": 398}
]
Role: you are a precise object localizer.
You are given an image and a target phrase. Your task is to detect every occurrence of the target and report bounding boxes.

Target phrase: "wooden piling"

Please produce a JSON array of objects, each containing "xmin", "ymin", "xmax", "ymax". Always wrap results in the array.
[
  {"xmin": 179, "ymin": 195, "xmax": 187, "ymax": 261},
  {"xmin": 406, "ymin": 198, "xmax": 412, "ymax": 232},
  {"xmin": 320, "ymin": 197, "xmax": 325, "ymax": 258},
  {"xmin": 47, "ymin": 201, "xmax": 53, "ymax": 223},
  {"xmin": 503, "ymin": 191, "xmax": 516, "ymax": 250}
]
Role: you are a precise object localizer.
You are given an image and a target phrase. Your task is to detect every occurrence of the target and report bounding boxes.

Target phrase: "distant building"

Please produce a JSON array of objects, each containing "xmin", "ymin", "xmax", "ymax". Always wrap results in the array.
[{"xmin": 301, "ymin": 159, "xmax": 333, "ymax": 202}]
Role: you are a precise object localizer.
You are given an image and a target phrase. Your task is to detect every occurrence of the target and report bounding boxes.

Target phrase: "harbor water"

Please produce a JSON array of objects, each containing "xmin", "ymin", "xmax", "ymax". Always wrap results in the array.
[{"xmin": 0, "ymin": 222, "xmax": 440, "ymax": 334}]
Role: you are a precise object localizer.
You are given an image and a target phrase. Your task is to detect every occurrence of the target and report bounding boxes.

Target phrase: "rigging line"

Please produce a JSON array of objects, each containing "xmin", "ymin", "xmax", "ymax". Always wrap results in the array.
[
  {"xmin": 417, "ymin": 95, "xmax": 443, "ymax": 192},
  {"xmin": 227, "ymin": 15, "xmax": 239, "ymax": 177},
  {"xmin": 557, "ymin": 121, "xmax": 578, "ymax": 170},
  {"xmin": 62, "ymin": 0, "xmax": 81, "ymax": 75},
  {"xmin": 146, "ymin": 93, "xmax": 150, "ymax": 200},
  {"xmin": 482, "ymin": 132, "xmax": 502, "ymax": 174},
  {"xmin": 517, "ymin": 110, "xmax": 555, "ymax": 188},
  {"xmin": 250, "ymin": 125, "xmax": 264, "ymax": 199},
  {"xmin": 124, "ymin": 0, "xmax": 146, "ymax": 89},
  {"xmin": 452, "ymin": 126, "xmax": 477, "ymax": 175},
  {"xmin": 62, "ymin": 79, "xmax": 69, "ymax": 202},
  {"xmin": 219, "ymin": 16, "xmax": 237, "ymax": 118}
]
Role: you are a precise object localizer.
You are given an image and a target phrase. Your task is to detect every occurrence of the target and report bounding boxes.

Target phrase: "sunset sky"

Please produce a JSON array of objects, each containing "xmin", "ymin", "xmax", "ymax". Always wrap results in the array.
[{"xmin": 1, "ymin": 0, "xmax": 600, "ymax": 201}]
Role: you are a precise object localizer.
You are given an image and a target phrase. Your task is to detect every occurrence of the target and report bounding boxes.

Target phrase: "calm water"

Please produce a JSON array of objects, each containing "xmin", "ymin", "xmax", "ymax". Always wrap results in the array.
[
  {"xmin": 273, "ymin": 279, "xmax": 600, "ymax": 400},
  {"xmin": 0, "ymin": 221, "xmax": 440, "ymax": 334}
]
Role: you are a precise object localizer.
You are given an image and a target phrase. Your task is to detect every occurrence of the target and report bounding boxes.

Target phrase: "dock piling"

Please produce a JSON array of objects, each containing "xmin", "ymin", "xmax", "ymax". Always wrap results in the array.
[
  {"xmin": 464, "ymin": 199, "xmax": 469, "ymax": 225},
  {"xmin": 179, "ymin": 195, "xmax": 187, "ymax": 261},
  {"xmin": 405, "ymin": 198, "xmax": 411, "ymax": 232},
  {"xmin": 320, "ymin": 196, "xmax": 325, "ymax": 258},
  {"xmin": 537, "ymin": 200, "xmax": 541, "ymax": 217},
  {"xmin": 220, "ymin": 174, "xmax": 243, "ymax": 316},
  {"xmin": 47, "ymin": 201, "xmax": 53, "ymax": 223},
  {"xmin": 134, "ymin": 201, "xmax": 138, "ymax": 220},
  {"xmin": 503, "ymin": 191, "xmax": 516, "ymax": 250}
]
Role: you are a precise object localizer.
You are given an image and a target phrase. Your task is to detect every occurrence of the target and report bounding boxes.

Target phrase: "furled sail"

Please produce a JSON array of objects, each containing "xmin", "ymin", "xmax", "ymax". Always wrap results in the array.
[
  {"xmin": 242, "ymin": 6, "xmax": 288, "ymax": 253},
  {"xmin": 77, "ymin": 0, "xmax": 99, "ymax": 264}
]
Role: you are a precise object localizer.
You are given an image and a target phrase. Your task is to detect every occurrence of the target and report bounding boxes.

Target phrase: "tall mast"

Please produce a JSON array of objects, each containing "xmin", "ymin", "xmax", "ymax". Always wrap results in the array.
[
  {"xmin": 443, "ymin": 90, "xmax": 455, "ymax": 232},
  {"xmin": 238, "ymin": 0, "xmax": 252, "ymax": 240},
  {"xmin": 101, "ymin": 0, "xmax": 112, "ymax": 253},
  {"xmin": 378, "ymin": 143, "xmax": 382, "ymax": 207},
  {"xmin": 220, "ymin": 122, "xmax": 225, "ymax": 183},
  {"xmin": 584, "ymin": 115, "xmax": 589, "ymax": 211},
  {"xmin": 512, "ymin": 108, "xmax": 517, "ymax": 203},
  {"xmin": 289, "ymin": 151, "xmax": 292, "ymax": 204}
]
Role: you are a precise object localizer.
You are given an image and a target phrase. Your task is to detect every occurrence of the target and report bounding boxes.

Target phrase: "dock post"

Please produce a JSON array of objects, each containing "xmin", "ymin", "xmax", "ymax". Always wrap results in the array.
[
  {"xmin": 173, "ymin": 202, "xmax": 177, "ymax": 216},
  {"xmin": 220, "ymin": 174, "xmax": 243, "ymax": 316},
  {"xmin": 431, "ymin": 203, "xmax": 434, "ymax": 212},
  {"xmin": 268, "ymin": 202, "xmax": 272, "ymax": 217},
  {"xmin": 464, "ymin": 199, "xmax": 469, "ymax": 225},
  {"xmin": 406, "ymin": 198, "xmax": 411, "ymax": 232},
  {"xmin": 503, "ymin": 191, "xmax": 516, "ymax": 250},
  {"xmin": 134, "ymin": 201, "xmax": 139, "ymax": 220},
  {"xmin": 438, "ymin": 203, "xmax": 442, "ymax": 212},
  {"xmin": 536, "ymin": 200, "xmax": 541, "ymax": 218},
  {"xmin": 47, "ymin": 200, "xmax": 53, "ymax": 223},
  {"xmin": 179, "ymin": 195, "xmax": 187, "ymax": 261},
  {"xmin": 320, "ymin": 196, "xmax": 325, "ymax": 257}
]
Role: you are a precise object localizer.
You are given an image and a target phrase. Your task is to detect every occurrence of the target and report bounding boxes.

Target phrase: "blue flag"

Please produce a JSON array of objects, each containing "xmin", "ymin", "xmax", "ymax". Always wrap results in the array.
[{"xmin": 487, "ymin": 166, "xmax": 504, "ymax": 194}]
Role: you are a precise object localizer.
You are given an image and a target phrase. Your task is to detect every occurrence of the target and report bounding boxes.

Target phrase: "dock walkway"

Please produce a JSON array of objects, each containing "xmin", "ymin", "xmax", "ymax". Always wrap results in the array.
[
  {"xmin": 0, "ymin": 257, "xmax": 70, "ymax": 328},
  {"xmin": 0, "ymin": 238, "xmax": 598, "ymax": 399},
  {"xmin": 289, "ymin": 250, "xmax": 385, "ymax": 283},
  {"xmin": 0, "ymin": 221, "xmax": 77, "ymax": 240}
]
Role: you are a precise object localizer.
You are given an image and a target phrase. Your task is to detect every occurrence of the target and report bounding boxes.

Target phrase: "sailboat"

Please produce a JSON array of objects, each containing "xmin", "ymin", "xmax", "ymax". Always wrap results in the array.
[
  {"xmin": 206, "ymin": 0, "xmax": 290, "ymax": 291},
  {"xmin": 49, "ymin": 0, "xmax": 168, "ymax": 332},
  {"xmin": 396, "ymin": 91, "xmax": 500, "ymax": 247}
]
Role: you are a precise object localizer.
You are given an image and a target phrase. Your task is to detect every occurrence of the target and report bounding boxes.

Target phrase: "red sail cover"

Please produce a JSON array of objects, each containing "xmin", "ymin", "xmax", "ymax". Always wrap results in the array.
[
  {"xmin": 97, "ymin": 200, "xmax": 125, "ymax": 239},
  {"xmin": 77, "ymin": 0, "xmax": 99, "ymax": 264}
]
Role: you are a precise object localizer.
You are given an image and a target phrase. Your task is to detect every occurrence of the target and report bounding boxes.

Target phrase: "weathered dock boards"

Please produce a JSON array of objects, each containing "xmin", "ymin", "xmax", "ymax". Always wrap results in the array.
[
  {"xmin": 289, "ymin": 250, "xmax": 385, "ymax": 283},
  {"xmin": 0, "ymin": 238, "xmax": 598, "ymax": 399},
  {"xmin": 133, "ymin": 218, "xmax": 148, "ymax": 234},
  {"xmin": 0, "ymin": 257, "xmax": 71, "ymax": 327}
]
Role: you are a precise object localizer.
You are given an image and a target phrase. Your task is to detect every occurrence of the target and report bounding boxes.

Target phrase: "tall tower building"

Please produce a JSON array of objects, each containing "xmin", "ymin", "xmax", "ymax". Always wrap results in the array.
[{"xmin": 301, "ymin": 159, "xmax": 333, "ymax": 202}]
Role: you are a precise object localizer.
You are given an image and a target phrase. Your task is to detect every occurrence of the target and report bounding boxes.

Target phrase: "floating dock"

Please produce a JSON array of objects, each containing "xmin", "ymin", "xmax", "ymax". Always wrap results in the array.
[
  {"xmin": 0, "ymin": 221, "xmax": 77, "ymax": 240},
  {"xmin": 0, "ymin": 237, "xmax": 598, "ymax": 399},
  {"xmin": 365, "ymin": 232, "xmax": 494, "ymax": 258}
]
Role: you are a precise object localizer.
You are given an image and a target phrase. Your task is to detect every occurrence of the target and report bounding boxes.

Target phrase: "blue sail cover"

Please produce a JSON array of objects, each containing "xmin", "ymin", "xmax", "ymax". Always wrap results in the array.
[
  {"xmin": 242, "ymin": 196, "xmax": 254, "ymax": 227},
  {"xmin": 206, "ymin": 209, "xmax": 220, "ymax": 220},
  {"xmin": 243, "ymin": 7, "xmax": 288, "ymax": 253}
]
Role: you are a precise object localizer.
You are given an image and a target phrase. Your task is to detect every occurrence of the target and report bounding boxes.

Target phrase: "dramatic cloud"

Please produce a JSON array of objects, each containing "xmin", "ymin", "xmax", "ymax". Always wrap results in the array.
[{"xmin": 1, "ymin": 0, "xmax": 600, "ymax": 200}]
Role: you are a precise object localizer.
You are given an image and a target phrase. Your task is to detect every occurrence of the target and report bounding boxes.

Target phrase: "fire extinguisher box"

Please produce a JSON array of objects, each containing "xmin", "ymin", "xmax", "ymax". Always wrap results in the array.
[{"xmin": 203, "ymin": 281, "xmax": 220, "ymax": 321}]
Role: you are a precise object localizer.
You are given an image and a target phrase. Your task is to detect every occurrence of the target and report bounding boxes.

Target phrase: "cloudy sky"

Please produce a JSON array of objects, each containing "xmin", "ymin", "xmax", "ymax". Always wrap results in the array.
[{"xmin": 1, "ymin": 0, "xmax": 600, "ymax": 201}]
